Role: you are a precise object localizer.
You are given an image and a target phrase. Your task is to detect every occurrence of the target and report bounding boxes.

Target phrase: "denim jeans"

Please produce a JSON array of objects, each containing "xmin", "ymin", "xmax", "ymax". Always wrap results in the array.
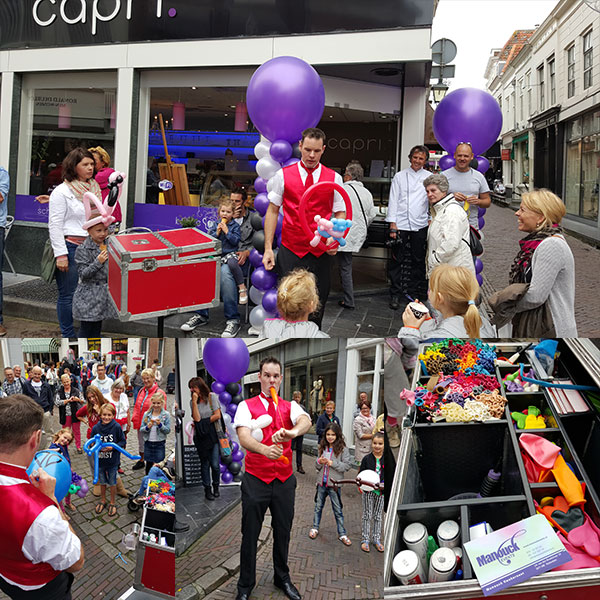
[
  {"xmin": 198, "ymin": 262, "xmax": 245, "ymax": 322},
  {"xmin": 136, "ymin": 465, "xmax": 167, "ymax": 496},
  {"xmin": 312, "ymin": 484, "xmax": 346, "ymax": 536},
  {"xmin": 55, "ymin": 241, "xmax": 79, "ymax": 337},
  {"xmin": 200, "ymin": 442, "xmax": 220, "ymax": 488}
]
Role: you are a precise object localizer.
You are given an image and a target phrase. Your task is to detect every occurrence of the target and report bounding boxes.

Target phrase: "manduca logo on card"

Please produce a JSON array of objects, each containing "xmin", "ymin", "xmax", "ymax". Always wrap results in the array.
[
  {"xmin": 32, "ymin": 1, "xmax": 177, "ymax": 36},
  {"xmin": 475, "ymin": 529, "xmax": 526, "ymax": 567}
]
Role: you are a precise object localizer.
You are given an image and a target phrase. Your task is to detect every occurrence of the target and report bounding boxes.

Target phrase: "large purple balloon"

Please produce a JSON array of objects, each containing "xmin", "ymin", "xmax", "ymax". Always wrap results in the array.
[
  {"xmin": 249, "ymin": 248, "xmax": 264, "ymax": 268},
  {"xmin": 254, "ymin": 177, "xmax": 268, "ymax": 194},
  {"xmin": 211, "ymin": 381, "xmax": 225, "ymax": 394},
  {"xmin": 203, "ymin": 339, "xmax": 250, "ymax": 384},
  {"xmin": 270, "ymin": 140, "xmax": 293, "ymax": 163},
  {"xmin": 222, "ymin": 470, "xmax": 234, "ymax": 484},
  {"xmin": 262, "ymin": 288, "xmax": 278, "ymax": 313},
  {"xmin": 476, "ymin": 156, "xmax": 490, "ymax": 173},
  {"xmin": 439, "ymin": 155, "xmax": 455, "ymax": 170},
  {"xmin": 433, "ymin": 88, "xmax": 502, "ymax": 156},
  {"xmin": 247, "ymin": 56, "xmax": 325, "ymax": 143},
  {"xmin": 254, "ymin": 192, "xmax": 269, "ymax": 217},
  {"xmin": 251, "ymin": 267, "xmax": 277, "ymax": 291}
]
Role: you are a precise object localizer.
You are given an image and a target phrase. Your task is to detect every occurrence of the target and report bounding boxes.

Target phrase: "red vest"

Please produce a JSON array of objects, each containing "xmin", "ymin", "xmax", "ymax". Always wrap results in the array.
[
  {"xmin": 282, "ymin": 163, "xmax": 336, "ymax": 258},
  {"xmin": 0, "ymin": 462, "xmax": 61, "ymax": 587},
  {"xmin": 244, "ymin": 394, "xmax": 293, "ymax": 484}
]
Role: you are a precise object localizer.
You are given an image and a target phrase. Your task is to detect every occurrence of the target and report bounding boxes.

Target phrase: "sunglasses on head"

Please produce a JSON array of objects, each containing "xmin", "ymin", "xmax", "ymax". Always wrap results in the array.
[{"xmin": 456, "ymin": 142, "xmax": 472, "ymax": 149}]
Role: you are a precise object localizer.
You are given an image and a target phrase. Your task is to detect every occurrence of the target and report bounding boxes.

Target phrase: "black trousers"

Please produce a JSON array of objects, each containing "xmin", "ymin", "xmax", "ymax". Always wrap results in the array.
[
  {"xmin": 388, "ymin": 227, "xmax": 428, "ymax": 300},
  {"xmin": 276, "ymin": 244, "xmax": 332, "ymax": 328},
  {"xmin": 292, "ymin": 435, "xmax": 303, "ymax": 468},
  {"xmin": 238, "ymin": 472, "xmax": 297, "ymax": 595},
  {"xmin": 0, "ymin": 572, "xmax": 74, "ymax": 600}
]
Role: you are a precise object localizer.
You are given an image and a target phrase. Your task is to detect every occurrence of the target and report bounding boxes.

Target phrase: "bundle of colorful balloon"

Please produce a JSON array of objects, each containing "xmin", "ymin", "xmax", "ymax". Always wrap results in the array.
[
  {"xmin": 503, "ymin": 369, "xmax": 539, "ymax": 393},
  {"xmin": 202, "ymin": 339, "xmax": 251, "ymax": 484},
  {"xmin": 419, "ymin": 339, "xmax": 497, "ymax": 377},
  {"xmin": 510, "ymin": 405, "xmax": 556, "ymax": 430},
  {"xmin": 245, "ymin": 56, "xmax": 327, "ymax": 330}
]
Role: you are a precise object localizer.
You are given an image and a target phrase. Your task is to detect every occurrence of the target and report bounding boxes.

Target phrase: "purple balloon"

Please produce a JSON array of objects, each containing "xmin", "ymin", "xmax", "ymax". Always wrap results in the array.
[
  {"xmin": 251, "ymin": 266, "xmax": 278, "ymax": 291},
  {"xmin": 270, "ymin": 139, "xmax": 293, "ymax": 163},
  {"xmin": 284, "ymin": 157, "xmax": 300, "ymax": 167},
  {"xmin": 219, "ymin": 391, "xmax": 232, "ymax": 405},
  {"xmin": 247, "ymin": 56, "xmax": 325, "ymax": 143},
  {"xmin": 231, "ymin": 441, "xmax": 239, "ymax": 453},
  {"xmin": 254, "ymin": 192, "xmax": 269, "ymax": 217},
  {"xmin": 76, "ymin": 489, "xmax": 86, "ymax": 499},
  {"xmin": 478, "ymin": 217, "xmax": 485, "ymax": 230},
  {"xmin": 439, "ymin": 155, "xmax": 455, "ymax": 170},
  {"xmin": 221, "ymin": 470, "xmax": 234, "ymax": 484},
  {"xmin": 262, "ymin": 288, "xmax": 278, "ymax": 313},
  {"xmin": 79, "ymin": 478, "xmax": 89, "ymax": 495},
  {"xmin": 476, "ymin": 273, "xmax": 483, "ymax": 286},
  {"xmin": 238, "ymin": 383, "xmax": 242, "ymax": 394},
  {"xmin": 219, "ymin": 463, "xmax": 227, "ymax": 474},
  {"xmin": 211, "ymin": 381, "xmax": 225, "ymax": 394},
  {"xmin": 476, "ymin": 156, "xmax": 490, "ymax": 173},
  {"xmin": 478, "ymin": 207, "xmax": 487, "ymax": 217},
  {"xmin": 433, "ymin": 88, "xmax": 503, "ymax": 156},
  {"xmin": 203, "ymin": 339, "xmax": 250, "ymax": 384},
  {"xmin": 227, "ymin": 403, "xmax": 238, "ymax": 418},
  {"xmin": 261, "ymin": 212, "xmax": 283, "ymax": 237},
  {"xmin": 254, "ymin": 177, "xmax": 268, "ymax": 194},
  {"xmin": 231, "ymin": 450, "xmax": 244, "ymax": 463},
  {"xmin": 475, "ymin": 257, "xmax": 484, "ymax": 274},
  {"xmin": 249, "ymin": 248, "xmax": 264, "ymax": 268}
]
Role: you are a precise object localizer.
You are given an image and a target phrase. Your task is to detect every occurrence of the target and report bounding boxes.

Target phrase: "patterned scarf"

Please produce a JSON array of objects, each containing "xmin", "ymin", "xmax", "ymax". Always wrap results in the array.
[
  {"xmin": 509, "ymin": 224, "xmax": 564, "ymax": 284},
  {"xmin": 66, "ymin": 178, "xmax": 101, "ymax": 202}
]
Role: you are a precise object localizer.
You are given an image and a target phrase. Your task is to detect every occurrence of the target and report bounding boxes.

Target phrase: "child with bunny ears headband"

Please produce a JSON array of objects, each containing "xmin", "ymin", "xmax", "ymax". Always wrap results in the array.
[{"xmin": 71, "ymin": 182, "xmax": 123, "ymax": 337}]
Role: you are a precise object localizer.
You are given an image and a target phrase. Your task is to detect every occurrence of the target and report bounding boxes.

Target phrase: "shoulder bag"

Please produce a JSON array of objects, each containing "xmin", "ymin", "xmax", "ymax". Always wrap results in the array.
[
  {"xmin": 41, "ymin": 238, "xmax": 57, "ymax": 283},
  {"xmin": 347, "ymin": 183, "xmax": 370, "ymax": 249}
]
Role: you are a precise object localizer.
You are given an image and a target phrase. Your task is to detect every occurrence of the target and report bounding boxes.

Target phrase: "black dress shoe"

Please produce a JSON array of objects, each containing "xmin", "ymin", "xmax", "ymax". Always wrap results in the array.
[
  {"xmin": 297, "ymin": 466, "xmax": 305, "ymax": 474},
  {"xmin": 274, "ymin": 581, "xmax": 301, "ymax": 600},
  {"xmin": 235, "ymin": 593, "xmax": 250, "ymax": 600},
  {"xmin": 338, "ymin": 300, "xmax": 355, "ymax": 310},
  {"xmin": 389, "ymin": 296, "xmax": 400, "ymax": 310}
]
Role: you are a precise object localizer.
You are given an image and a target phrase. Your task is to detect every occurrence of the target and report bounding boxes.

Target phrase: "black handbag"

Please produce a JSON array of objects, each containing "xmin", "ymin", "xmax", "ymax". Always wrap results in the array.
[{"xmin": 467, "ymin": 225, "xmax": 484, "ymax": 256}]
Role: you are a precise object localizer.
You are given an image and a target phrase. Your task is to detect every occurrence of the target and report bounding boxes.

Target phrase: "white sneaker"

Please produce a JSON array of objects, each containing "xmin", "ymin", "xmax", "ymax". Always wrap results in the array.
[
  {"xmin": 239, "ymin": 288, "xmax": 248, "ymax": 304},
  {"xmin": 180, "ymin": 314, "xmax": 209, "ymax": 332},
  {"xmin": 221, "ymin": 320, "xmax": 241, "ymax": 338}
]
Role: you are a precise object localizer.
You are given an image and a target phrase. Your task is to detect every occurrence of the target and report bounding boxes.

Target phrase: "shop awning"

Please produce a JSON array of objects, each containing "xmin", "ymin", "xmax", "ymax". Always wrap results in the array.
[
  {"xmin": 22, "ymin": 338, "xmax": 61, "ymax": 353},
  {"xmin": 512, "ymin": 133, "xmax": 529, "ymax": 144}
]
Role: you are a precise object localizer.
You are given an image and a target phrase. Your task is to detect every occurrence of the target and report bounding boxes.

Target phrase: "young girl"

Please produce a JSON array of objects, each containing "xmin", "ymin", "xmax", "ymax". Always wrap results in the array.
[
  {"xmin": 359, "ymin": 432, "xmax": 385, "ymax": 553},
  {"xmin": 72, "ymin": 197, "xmax": 118, "ymax": 337},
  {"xmin": 141, "ymin": 392, "xmax": 171, "ymax": 475},
  {"xmin": 55, "ymin": 373, "xmax": 84, "ymax": 453},
  {"xmin": 49, "ymin": 427, "xmax": 75, "ymax": 515},
  {"xmin": 309, "ymin": 423, "xmax": 352, "ymax": 546},
  {"xmin": 91, "ymin": 403, "xmax": 126, "ymax": 517},
  {"xmin": 209, "ymin": 197, "xmax": 247, "ymax": 304},
  {"xmin": 398, "ymin": 264, "xmax": 496, "ymax": 339},
  {"xmin": 260, "ymin": 269, "xmax": 329, "ymax": 338}
]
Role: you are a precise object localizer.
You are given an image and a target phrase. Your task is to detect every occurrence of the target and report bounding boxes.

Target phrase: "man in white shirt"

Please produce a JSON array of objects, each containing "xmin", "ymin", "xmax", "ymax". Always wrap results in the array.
[
  {"xmin": 442, "ymin": 142, "xmax": 491, "ymax": 230},
  {"xmin": 386, "ymin": 145, "xmax": 431, "ymax": 310},
  {"xmin": 262, "ymin": 128, "xmax": 346, "ymax": 327},
  {"xmin": 0, "ymin": 394, "xmax": 84, "ymax": 599},
  {"xmin": 89, "ymin": 363, "xmax": 112, "ymax": 399}
]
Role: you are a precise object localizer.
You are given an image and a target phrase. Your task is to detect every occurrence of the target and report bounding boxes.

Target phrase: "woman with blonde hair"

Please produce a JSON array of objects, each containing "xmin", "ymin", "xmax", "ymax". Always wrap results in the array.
[
  {"xmin": 260, "ymin": 269, "xmax": 329, "ymax": 338},
  {"xmin": 490, "ymin": 189, "xmax": 576, "ymax": 337},
  {"xmin": 88, "ymin": 145, "xmax": 122, "ymax": 223},
  {"xmin": 398, "ymin": 264, "xmax": 495, "ymax": 339}
]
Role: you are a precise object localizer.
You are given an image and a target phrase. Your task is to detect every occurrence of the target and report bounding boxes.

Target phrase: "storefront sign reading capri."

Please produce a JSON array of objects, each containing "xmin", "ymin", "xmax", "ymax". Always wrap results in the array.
[{"xmin": 33, "ymin": 0, "xmax": 175, "ymax": 36}]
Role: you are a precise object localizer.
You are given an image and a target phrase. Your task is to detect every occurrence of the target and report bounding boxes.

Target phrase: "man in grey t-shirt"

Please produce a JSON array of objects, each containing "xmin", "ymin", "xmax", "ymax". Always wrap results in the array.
[{"xmin": 442, "ymin": 143, "xmax": 491, "ymax": 229}]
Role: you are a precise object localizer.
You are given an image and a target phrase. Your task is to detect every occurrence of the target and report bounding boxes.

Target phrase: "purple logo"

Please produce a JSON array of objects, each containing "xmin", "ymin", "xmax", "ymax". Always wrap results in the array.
[{"xmin": 476, "ymin": 529, "xmax": 526, "ymax": 567}]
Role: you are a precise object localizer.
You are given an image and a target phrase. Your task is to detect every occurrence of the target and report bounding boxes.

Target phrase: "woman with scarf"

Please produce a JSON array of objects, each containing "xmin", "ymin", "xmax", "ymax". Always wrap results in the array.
[
  {"xmin": 131, "ymin": 368, "xmax": 167, "ymax": 470},
  {"xmin": 491, "ymin": 189, "xmax": 576, "ymax": 337},
  {"xmin": 48, "ymin": 148, "xmax": 100, "ymax": 337}
]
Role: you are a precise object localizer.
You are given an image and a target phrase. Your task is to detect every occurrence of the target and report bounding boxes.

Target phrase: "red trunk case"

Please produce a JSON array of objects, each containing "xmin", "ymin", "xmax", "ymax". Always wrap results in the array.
[{"xmin": 108, "ymin": 228, "xmax": 220, "ymax": 320}]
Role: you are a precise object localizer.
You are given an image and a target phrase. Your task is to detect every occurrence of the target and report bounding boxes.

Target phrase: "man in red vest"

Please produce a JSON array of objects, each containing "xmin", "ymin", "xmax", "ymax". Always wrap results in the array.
[
  {"xmin": 262, "ymin": 128, "xmax": 346, "ymax": 327},
  {"xmin": 233, "ymin": 357, "xmax": 311, "ymax": 600},
  {"xmin": 0, "ymin": 394, "xmax": 84, "ymax": 599}
]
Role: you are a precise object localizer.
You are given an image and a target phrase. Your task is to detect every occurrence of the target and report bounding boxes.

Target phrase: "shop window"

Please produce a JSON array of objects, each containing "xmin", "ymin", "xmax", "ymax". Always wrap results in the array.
[
  {"xmin": 28, "ymin": 87, "xmax": 116, "ymax": 198},
  {"xmin": 583, "ymin": 30, "xmax": 593, "ymax": 90},
  {"xmin": 567, "ymin": 45, "xmax": 575, "ymax": 98},
  {"xmin": 87, "ymin": 339, "xmax": 102, "ymax": 353},
  {"xmin": 284, "ymin": 362, "xmax": 309, "ymax": 420}
]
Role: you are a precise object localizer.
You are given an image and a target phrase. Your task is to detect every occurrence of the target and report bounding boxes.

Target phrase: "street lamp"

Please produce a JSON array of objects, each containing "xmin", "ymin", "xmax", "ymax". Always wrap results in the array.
[{"xmin": 431, "ymin": 81, "xmax": 449, "ymax": 104}]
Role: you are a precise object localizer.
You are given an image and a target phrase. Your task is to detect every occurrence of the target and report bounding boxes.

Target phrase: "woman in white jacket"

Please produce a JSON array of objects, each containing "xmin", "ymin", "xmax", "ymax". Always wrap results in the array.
[
  {"xmin": 423, "ymin": 173, "xmax": 475, "ymax": 277},
  {"xmin": 336, "ymin": 161, "xmax": 377, "ymax": 310}
]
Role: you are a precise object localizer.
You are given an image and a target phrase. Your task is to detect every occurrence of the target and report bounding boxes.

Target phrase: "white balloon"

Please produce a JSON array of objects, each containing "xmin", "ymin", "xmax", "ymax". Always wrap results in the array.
[
  {"xmin": 249, "ymin": 305, "xmax": 274, "ymax": 329},
  {"xmin": 357, "ymin": 469, "xmax": 380, "ymax": 492},
  {"xmin": 223, "ymin": 413, "xmax": 232, "ymax": 427},
  {"xmin": 256, "ymin": 156, "xmax": 280, "ymax": 180},
  {"xmin": 249, "ymin": 285, "xmax": 265, "ymax": 305},
  {"xmin": 250, "ymin": 415, "xmax": 273, "ymax": 442},
  {"xmin": 254, "ymin": 141, "xmax": 271, "ymax": 160}
]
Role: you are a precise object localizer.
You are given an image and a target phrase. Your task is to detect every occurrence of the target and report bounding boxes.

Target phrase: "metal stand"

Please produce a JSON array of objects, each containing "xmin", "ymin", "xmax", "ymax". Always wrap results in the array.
[{"xmin": 157, "ymin": 316, "xmax": 164, "ymax": 338}]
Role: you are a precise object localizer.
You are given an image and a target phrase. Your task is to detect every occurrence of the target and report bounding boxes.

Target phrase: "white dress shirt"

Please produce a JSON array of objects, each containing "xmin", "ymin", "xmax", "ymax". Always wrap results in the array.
[
  {"xmin": 268, "ymin": 163, "xmax": 346, "ymax": 213},
  {"xmin": 386, "ymin": 167, "xmax": 430, "ymax": 231},
  {"xmin": 48, "ymin": 182, "xmax": 87, "ymax": 257},
  {"xmin": 233, "ymin": 393, "xmax": 310, "ymax": 430}
]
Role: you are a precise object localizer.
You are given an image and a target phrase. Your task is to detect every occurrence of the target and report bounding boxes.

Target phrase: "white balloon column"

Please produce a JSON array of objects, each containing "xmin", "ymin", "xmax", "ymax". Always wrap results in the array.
[{"xmin": 245, "ymin": 56, "xmax": 327, "ymax": 329}]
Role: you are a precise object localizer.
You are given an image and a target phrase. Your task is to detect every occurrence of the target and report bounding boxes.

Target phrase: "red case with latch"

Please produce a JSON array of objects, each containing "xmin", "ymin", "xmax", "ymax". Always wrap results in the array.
[{"xmin": 108, "ymin": 228, "xmax": 220, "ymax": 320}]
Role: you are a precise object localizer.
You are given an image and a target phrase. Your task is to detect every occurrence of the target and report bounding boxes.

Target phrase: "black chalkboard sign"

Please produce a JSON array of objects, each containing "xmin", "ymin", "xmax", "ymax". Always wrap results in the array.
[{"xmin": 182, "ymin": 445, "xmax": 203, "ymax": 487}]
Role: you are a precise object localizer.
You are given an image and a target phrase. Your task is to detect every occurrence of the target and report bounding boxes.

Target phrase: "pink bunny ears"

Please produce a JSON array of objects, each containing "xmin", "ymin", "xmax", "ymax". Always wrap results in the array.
[{"xmin": 83, "ymin": 192, "xmax": 116, "ymax": 230}]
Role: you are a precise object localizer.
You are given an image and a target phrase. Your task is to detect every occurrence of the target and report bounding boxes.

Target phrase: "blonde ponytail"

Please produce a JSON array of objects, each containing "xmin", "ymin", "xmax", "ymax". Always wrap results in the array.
[{"xmin": 463, "ymin": 301, "xmax": 482, "ymax": 338}]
